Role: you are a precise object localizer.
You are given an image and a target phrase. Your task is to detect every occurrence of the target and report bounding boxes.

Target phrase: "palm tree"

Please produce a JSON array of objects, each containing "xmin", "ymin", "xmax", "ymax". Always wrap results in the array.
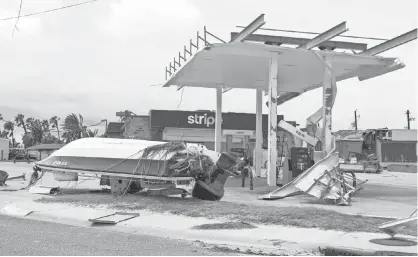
[
  {"xmin": 0, "ymin": 129, "xmax": 8, "ymax": 138},
  {"xmin": 61, "ymin": 113, "xmax": 87, "ymax": 143},
  {"xmin": 49, "ymin": 116, "xmax": 61, "ymax": 142},
  {"xmin": 41, "ymin": 119, "xmax": 50, "ymax": 134},
  {"xmin": 85, "ymin": 128, "xmax": 98, "ymax": 137},
  {"xmin": 23, "ymin": 118, "xmax": 44, "ymax": 147},
  {"xmin": 3, "ymin": 121, "xmax": 15, "ymax": 147},
  {"xmin": 14, "ymin": 113, "xmax": 28, "ymax": 134}
]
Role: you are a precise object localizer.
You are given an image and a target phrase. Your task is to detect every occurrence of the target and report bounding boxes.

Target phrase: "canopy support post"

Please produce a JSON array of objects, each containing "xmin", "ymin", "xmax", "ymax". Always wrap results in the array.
[
  {"xmin": 267, "ymin": 55, "xmax": 279, "ymax": 186},
  {"xmin": 255, "ymin": 88, "xmax": 263, "ymax": 177},
  {"xmin": 215, "ymin": 88, "xmax": 223, "ymax": 152},
  {"xmin": 322, "ymin": 56, "xmax": 335, "ymax": 156}
]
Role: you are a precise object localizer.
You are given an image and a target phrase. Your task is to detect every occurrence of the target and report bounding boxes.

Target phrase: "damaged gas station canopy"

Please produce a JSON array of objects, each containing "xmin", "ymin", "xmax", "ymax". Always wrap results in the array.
[{"xmin": 163, "ymin": 42, "xmax": 400, "ymax": 93}]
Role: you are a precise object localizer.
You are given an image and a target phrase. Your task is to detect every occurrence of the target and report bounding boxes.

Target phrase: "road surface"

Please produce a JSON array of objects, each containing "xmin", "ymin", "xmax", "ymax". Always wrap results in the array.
[{"xmin": 0, "ymin": 215, "xmax": 241, "ymax": 256}]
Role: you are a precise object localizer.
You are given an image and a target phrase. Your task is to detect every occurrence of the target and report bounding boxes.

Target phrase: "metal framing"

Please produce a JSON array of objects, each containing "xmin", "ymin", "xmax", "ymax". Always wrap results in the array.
[
  {"xmin": 359, "ymin": 29, "xmax": 417, "ymax": 56},
  {"xmin": 230, "ymin": 14, "xmax": 266, "ymax": 43},
  {"xmin": 230, "ymin": 32, "xmax": 368, "ymax": 51},
  {"xmin": 297, "ymin": 22, "xmax": 347, "ymax": 50}
]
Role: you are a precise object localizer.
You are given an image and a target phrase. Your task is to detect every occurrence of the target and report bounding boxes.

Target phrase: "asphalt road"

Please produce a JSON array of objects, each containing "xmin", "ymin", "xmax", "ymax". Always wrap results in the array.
[{"xmin": 0, "ymin": 215, "xmax": 241, "ymax": 256}]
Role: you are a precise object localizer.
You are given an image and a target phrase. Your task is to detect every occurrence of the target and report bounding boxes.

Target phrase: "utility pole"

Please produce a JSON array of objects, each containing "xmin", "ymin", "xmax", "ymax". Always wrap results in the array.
[
  {"xmin": 354, "ymin": 110, "xmax": 358, "ymax": 131},
  {"xmin": 406, "ymin": 110, "xmax": 415, "ymax": 130}
]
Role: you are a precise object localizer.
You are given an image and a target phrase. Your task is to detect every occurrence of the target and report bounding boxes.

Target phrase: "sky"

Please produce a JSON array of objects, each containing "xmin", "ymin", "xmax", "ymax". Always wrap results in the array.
[{"xmin": 0, "ymin": 0, "xmax": 417, "ymax": 142}]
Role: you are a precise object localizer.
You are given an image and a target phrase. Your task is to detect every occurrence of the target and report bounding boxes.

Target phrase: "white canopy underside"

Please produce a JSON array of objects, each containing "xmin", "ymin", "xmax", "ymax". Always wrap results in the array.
[{"xmin": 164, "ymin": 42, "xmax": 398, "ymax": 93}]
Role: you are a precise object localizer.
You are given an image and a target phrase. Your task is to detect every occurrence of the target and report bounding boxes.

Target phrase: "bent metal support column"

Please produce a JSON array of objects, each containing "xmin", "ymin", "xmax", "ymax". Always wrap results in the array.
[
  {"xmin": 322, "ymin": 56, "xmax": 334, "ymax": 156},
  {"xmin": 267, "ymin": 54, "xmax": 279, "ymax": 186}
]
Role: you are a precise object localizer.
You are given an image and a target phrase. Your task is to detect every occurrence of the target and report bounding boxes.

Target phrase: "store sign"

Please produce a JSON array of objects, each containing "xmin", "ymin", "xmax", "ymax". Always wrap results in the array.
[
  {"xmin": 187, "ymin": 113, "xmax": 215, "ymax": 128},
  {"xmin": 150, "ymin": 110, "xmax": 285, "ymax": 130},
  {"xmin": 150, "ymin": 110, "xmax": 216, "ymax": 129}
]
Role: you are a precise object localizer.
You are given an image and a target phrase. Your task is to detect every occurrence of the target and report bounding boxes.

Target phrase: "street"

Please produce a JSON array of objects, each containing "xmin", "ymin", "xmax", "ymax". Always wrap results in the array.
[{"xmin": 0, "ymin": 215, "xmax": 240, "ymax": 256}]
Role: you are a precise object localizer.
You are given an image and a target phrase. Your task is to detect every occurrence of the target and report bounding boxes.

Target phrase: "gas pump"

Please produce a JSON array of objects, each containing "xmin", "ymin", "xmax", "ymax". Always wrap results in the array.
[
  {"xmin": 275, "ymin": 120, "xmax": 318, "ymax": 185},
  {"xmin": 290, "ymin": 147, "xmax": 313, "ymax": 178}
]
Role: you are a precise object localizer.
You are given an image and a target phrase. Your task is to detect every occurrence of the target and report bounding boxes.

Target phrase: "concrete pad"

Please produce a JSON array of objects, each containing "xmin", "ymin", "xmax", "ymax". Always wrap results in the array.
[{"xmin": 223, "ymin": 174, "xmax": 417, "ymax": 219}]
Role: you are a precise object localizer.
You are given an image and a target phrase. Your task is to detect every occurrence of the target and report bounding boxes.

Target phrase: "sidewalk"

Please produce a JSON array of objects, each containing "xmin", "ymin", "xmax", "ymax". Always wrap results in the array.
[{"xmin": 1, "ymin": 200, "xmax": 416, "ymax": 256}]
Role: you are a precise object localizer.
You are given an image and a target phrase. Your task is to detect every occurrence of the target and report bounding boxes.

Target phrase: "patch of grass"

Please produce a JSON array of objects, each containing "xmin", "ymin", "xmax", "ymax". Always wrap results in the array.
[
  {"xmin": 192, "ymin": 221, "xmax": 257, "ymax": 230},
  {"xmin": 35, "ymin": 191, "xmax": 417, "ymax": 236}
]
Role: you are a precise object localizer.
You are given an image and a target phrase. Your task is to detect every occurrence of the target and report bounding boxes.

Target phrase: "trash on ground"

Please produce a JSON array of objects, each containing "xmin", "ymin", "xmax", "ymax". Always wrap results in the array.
[
  {"xmin": 6, "ymin": 174, "xmax": 26, "ymax": 181},
  {"xmin": 378, "ymin": 209, "xmax": 418, "ymax": 237},
  {"xmin": 259, "ymin": 145, "xmax": 367, "ymax": 206},
  {"xmin": 88, "ymin": 212, "xmax": 140, "ymax": 224},
  {"xmin": 29, "ymin": 185, "xmax": 59, "ymax": 195}
]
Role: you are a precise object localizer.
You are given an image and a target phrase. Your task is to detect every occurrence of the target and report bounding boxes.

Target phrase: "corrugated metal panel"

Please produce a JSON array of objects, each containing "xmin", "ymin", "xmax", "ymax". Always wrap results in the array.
[{"xmin": 381, "ymin": 141, "xmax": 417, "ymax": 163}]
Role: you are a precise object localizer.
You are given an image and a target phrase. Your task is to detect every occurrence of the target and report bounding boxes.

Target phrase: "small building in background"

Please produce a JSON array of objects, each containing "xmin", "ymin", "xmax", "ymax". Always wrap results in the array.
[
  {"xmin": 376, "ymin": 129, "xmax": 417, "ymax": 164},
  {"xmin": 334, "ymin": 128, "xmax": 417, "ymax": 164},
  {"xmin": 0, "ymin": 138, "xmax": 9, "ymax": 161},
  {"xmin": 122, "ymin": 115, "xmax": 160, "ymax": 140},
  {"xmin": 26, "ymin": 144, "xmax": 64, "ymax": 160},
  {"xmin": 105, "ymin": 122, "xmax": 124, "ymax": 138}
]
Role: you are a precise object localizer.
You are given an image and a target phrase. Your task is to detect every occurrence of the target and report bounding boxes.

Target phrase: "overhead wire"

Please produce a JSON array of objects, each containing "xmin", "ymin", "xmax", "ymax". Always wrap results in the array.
[
  {"xmin": 177, "ymin": 87, "xmax": 185, "ymax": 108},
  {"xmin": 0, "ymin": 0, "xmax": 100, "ymax": 21},
  {"xmin": 12, "ymin": 0, "xmax": 23, "ymax": 37}
]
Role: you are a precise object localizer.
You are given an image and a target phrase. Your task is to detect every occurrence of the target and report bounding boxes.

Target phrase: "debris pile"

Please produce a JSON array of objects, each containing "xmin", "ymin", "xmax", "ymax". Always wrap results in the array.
[{"xmin": 259, "ymin": 148, "xmax": 367, "ymax": 205}]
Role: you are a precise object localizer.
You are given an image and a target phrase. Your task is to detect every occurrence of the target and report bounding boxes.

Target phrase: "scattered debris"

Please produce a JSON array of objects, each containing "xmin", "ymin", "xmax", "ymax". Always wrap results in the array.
[
  {"xmin": 378, "ymin": 209, "xmax": 417, "ymax": 237},
  {"xmin": 88, "ymin": 212, "xmax": 139, "ymax": 224},
  {"xmin": 6, "ymin": 174, "xmax": 25, "ymax": 181},
  {"xmin": 28, "ymin": 185, "xmax": 59, "ymax": 195},
  {"xmin": 259, "ymin": 146, "xmax": 367, "ymax": 206}
]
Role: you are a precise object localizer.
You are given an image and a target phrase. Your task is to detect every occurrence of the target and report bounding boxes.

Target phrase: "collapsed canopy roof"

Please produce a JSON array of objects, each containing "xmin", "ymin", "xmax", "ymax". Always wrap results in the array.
[{"xmin": 163, "ymin": 42, "xmax": 397, "ymax": 93}]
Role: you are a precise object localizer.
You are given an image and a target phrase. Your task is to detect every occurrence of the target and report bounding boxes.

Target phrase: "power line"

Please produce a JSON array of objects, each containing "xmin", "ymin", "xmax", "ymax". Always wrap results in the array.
[
  {"xmin": 12, "ymin": 0, "xmax": 23, "ymax": 37},
  {"xmin": 177, "ymin": 87, "xmax": 185, "ymax": 108},
  {"xmin": 0, "ymin": 0, "xmax": 100, "ymax": 21},
  {"xmin": 236, "ymin": 25, "xmax": 389, "ymax": 41}
]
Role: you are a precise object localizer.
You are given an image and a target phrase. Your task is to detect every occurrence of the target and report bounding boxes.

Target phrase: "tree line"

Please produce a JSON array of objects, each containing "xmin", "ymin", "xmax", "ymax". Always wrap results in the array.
[{"xmin": 0, "ymin": 113, "xmax": 103, "ymax": 148}]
